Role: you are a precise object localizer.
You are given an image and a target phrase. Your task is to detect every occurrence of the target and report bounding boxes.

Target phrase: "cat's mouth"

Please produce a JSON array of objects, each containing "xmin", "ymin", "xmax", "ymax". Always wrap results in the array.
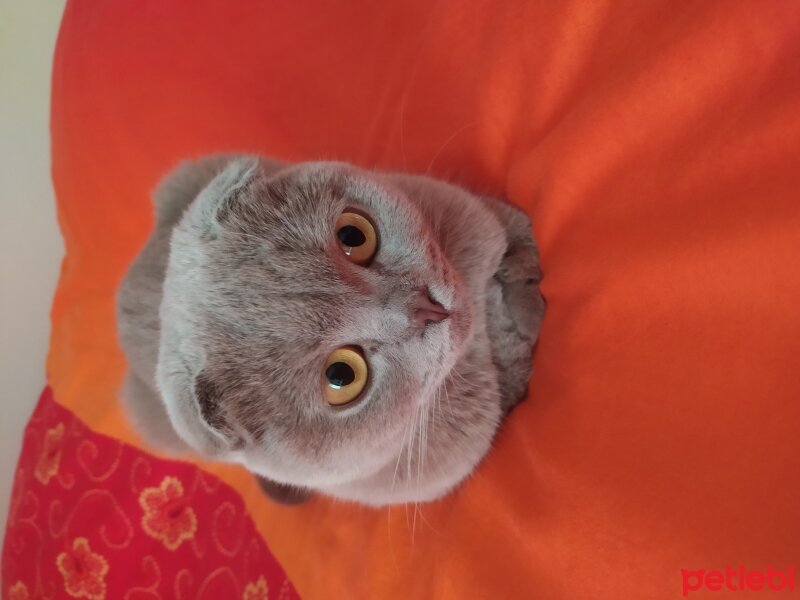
[
  {"xmin": 426, "ymin": 270, "xmax": 472, "ymax": 350},
  {"xmin": 424, "ymin": 294, "xmax": 471, "ymax": 354}
]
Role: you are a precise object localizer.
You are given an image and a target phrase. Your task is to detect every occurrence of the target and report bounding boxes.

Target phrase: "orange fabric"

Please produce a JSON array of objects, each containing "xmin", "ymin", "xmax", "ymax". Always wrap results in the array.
[{"xmin": 48, "ymin": 1, "xmax": 800, "ymax": 599}]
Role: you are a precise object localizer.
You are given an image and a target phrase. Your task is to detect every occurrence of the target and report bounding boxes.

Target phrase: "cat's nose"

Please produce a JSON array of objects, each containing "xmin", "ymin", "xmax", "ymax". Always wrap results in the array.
[{"xmin": 410, "ymin": 288, "xmax": 450, "ymax": 327}]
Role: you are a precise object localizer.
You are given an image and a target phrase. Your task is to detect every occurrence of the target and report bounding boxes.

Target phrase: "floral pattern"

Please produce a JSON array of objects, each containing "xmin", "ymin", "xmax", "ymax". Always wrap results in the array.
[
  {"xmin": 2, "ymin": 388, "xmax": 299, "ymax": 599},
  {"xmin": 34, "ymin": 423, "xmax": 65, "ymax": 484},
  {"xmin": 244, "ymin": 575, "xmax": 269, "ymax": 600},
  {"xmin": 7, "ymin": 581, "xmax": 29, "ymax": 600},
  {"xmin": 140, "ymin": 476, "xmax": 198, "ymax": 550},
  {"xmin": 56, "ymin": 537, "xmax": 109, "ymax": 600}
]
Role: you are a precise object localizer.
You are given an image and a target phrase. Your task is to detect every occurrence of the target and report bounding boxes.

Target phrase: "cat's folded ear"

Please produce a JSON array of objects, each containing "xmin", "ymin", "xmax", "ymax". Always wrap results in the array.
[
  {"xmin": 192, "ymin": 372, "xmax": 313, "ymax": 506},
  {"xmin": 152, "ymin": 154, "xmax": 249, "ymax": 228},
  {"xmin": 155, "ymin": 154, "xmax": 288, "ymax": 232},
  {"xmin": 185, "ymin": 368, "xmax": 253, "ymax": 456},
  {"xmin": 187, "ymin": 157, "xmax": 262, "ymax": 235},
  {"xmin": 155, "ymin": 363, "xmax": 238, "ymax": 458},
  {"xmin": 192, "ymin": 370, "xmax": 239, "ymax": 445}
]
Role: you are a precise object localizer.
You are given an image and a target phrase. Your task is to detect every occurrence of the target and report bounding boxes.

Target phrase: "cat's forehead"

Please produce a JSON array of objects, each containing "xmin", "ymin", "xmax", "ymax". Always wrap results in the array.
[
  {"xmin": 214, "ymin": 170, "xmax": 336, "ymax": 244},
  {"xmin": 225, "ymin": 163, "xmax": 417, "ymax": 240}
]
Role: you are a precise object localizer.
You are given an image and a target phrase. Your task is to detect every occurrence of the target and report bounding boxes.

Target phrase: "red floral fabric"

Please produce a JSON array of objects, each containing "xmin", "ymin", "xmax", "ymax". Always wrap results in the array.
[{"xmin": 2, "ymin": 388, "xmax": 299, "ymax": 600}]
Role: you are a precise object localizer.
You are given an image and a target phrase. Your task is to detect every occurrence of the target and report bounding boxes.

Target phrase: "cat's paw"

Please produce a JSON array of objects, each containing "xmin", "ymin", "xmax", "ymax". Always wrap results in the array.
[
  {"xmin": 495, "ymin": 238, "xmax": 544, "ymax": 343},
  {"xmin": 479, "ymin": 198, "xmax": 545, "ymax": 412},
  {"xmin": 256, "ymin": 476, "xmax": 313, "ymax": 505}
]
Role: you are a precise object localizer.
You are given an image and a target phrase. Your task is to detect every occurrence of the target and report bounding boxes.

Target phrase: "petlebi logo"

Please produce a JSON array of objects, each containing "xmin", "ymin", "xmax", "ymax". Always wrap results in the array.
[{"xmin": 681, "ymin": 566, "xmax": 796, "ymax": 596}]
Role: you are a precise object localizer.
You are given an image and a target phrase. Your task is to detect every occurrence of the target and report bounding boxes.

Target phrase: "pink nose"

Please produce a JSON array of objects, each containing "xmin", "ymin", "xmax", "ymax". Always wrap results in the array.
[{"xmin": 411, "ymin": 289, "xmax": 450, "ymax": 327}]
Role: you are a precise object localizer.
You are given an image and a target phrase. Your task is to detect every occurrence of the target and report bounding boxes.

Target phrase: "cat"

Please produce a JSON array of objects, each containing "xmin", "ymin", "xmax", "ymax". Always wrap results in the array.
[{"xmin": 116, "ymin": 155, "xmax": 544, "ymax": 506}]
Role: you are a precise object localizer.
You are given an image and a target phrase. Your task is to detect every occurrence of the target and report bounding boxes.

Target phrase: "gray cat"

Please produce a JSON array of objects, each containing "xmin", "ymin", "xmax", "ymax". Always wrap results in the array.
[{"xmin": 116, "ymin": 155, "xmax": 544, "ymax": 506}]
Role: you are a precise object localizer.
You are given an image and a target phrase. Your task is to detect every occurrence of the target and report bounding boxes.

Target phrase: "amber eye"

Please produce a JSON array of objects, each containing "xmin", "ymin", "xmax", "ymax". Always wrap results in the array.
[
  {"xmin": 335, "ymin": 211, "xmax": 377, "ymax": 265},
  {"xmin": 323, "ymin": 346, "xmax": 368, "ymax": 406}
]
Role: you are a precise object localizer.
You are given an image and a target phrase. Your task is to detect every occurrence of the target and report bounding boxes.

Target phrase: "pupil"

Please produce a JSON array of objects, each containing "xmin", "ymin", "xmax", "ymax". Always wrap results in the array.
[
  {"xmin": 337, "ymin": 225, "xmax": 366, "ymax": 247},
  {"xmin": 326, "ymin": 362, "xmax": 355, "ymax": 388}
]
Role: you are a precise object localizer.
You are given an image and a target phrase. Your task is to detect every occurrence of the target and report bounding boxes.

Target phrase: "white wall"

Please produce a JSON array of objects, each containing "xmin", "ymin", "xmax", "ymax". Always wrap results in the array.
[{"xmin": 0, "ymin": 2, "xmax": 66, "ymax": 534}]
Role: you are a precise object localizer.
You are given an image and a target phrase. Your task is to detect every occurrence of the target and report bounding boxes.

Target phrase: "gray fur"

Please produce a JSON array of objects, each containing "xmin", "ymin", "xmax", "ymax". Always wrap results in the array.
[{"xmin": 116, "ymin": 155, "xmax": 544, "ymax": 506}]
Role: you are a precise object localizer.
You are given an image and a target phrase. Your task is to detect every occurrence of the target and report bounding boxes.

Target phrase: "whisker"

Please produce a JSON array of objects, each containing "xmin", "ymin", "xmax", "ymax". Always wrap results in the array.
[
  {"xmin": 426, "ymin": 121, "xmax": 478, "ymax": 175},
  {"xmin": 442, "ymin": 379, "xmax": 455, "ymax": 419},
  {"xmin": 412, "ymin": 405, "xmax": 425, "ymax": 542},
  {"xmin": 391, "ymin": 405, "xmax": 415, "ymax": 493},
  {"xmin": 404, "ymin": 403, "xmax": 420, "ymax": 535}
]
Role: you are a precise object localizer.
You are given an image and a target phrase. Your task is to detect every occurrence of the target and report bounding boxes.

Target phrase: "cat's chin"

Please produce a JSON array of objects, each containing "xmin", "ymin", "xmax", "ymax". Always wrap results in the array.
[
  {"xmin": 315, "ymin": 401, "xmax": 500, "ymax": 507},
  {"xmin": 315, "ymin": 438, "xmax": 492, "ymax": 507}
]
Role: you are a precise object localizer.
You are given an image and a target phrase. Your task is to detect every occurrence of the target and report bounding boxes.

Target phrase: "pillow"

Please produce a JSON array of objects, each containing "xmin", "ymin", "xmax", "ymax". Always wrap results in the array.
[
  {"xmin": 7, "ymin": 1, "xmax": 800, "ymax": 598},
  {"xmin": 4, "ymin": 389, "xmax": 298, "ymax": 599}
]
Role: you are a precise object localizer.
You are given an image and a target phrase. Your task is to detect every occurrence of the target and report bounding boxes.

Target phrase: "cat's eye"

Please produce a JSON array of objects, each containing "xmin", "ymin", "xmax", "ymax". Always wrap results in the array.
[
  {"xmin": 323, "ymin": 346, "xmax": 368, "ymax": 406},
  {"xmin": 335, "ymin": 211, "xmax": 377, "ymax": 265}
]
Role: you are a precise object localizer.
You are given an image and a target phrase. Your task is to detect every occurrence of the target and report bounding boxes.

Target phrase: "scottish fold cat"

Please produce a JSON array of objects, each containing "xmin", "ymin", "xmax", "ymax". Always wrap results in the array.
[{"xmin": 117, "ymin": 155, "xmax": 544, "ymax": 506}]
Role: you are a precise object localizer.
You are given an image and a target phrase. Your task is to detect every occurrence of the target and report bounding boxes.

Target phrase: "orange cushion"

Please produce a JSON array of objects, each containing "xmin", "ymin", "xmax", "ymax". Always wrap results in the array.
[{"xmin": 48, "ymin": 1, "xmax": 800, "ymax": 598}]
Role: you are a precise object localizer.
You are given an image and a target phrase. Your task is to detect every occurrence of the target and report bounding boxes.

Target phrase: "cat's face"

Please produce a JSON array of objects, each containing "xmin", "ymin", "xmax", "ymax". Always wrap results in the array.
[{"xmin": 157, "ymin": 159, "xmax": 479, "ymax": 490}]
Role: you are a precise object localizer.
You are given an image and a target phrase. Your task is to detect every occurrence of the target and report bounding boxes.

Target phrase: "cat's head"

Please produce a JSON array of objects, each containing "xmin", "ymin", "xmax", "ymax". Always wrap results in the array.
[{"xmin": 155, "ymin": 158, "xmax": 473, "ymax": 493}]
